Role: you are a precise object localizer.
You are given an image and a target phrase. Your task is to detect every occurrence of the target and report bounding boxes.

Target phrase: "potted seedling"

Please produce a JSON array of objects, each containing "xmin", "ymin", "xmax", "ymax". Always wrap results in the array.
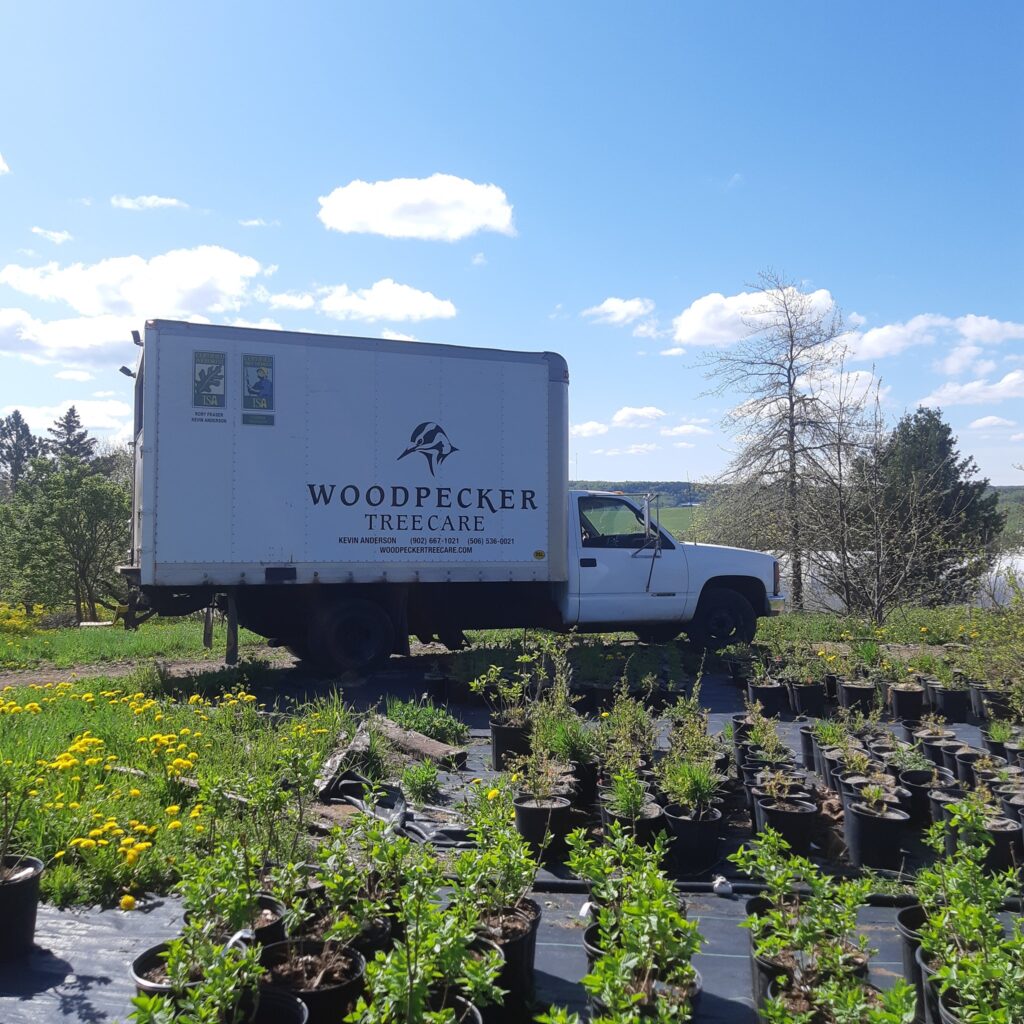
[
  {"xmin": 659, "ymin": 757, "xmax": 723, "ymax": 870},
  {"xmin": 981, "ymin": 718, "xmax": 1016, "ymax": 760},
  {"xmin": 508, "ymin": 749, "xmax": 573, "ymax": 860},
  {"xmin": 932, "ymin": 673, "xmax": 970, "ymax": 723},
  {"xmin": 889, "ymin": 672, "xmax": 926, "ymax": 722},
  {"xmin": 845, "ymin": 783, "xmax": 910, "ymax": 871},
  {"xmin": 914, "ymin": 714, "xmax": 955, "ymax": 765},
  {"xmin": 786, "ymin": 656, "xmax": 829, "ymax": 718},
  {"xmin": 747, "ymin": 659, "xmax": 789, "ymax": 717},
  {"xmin": 599, "ymin": 767, "xmax": 664, "ymax": 847},
  {"xmin": 839, "ymin": 672, "xmax": 880, "ymax": 716},
  {"xmin": 471, "ymin": 663, "xmax": 533, "ymax": 771},
  {"xmin": 755, "ymin": 771, "xmax": 818, "ymax": 854},
  {"xmin": 0, "ymin": 759, "xmax": 44, "ymax": 960}
]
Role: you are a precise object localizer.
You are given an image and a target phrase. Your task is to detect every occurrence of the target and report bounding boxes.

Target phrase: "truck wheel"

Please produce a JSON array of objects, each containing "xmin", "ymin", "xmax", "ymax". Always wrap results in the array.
[
  {"xmin": 686, "ymin": 588, "xmax": 756, "ymax": 651},
  {"xmin": 634, "ymin": 627, "xmax": 680, "ymax": 645},
  {"xmin": 309, "ymin": 600, "xmax": 395, "ymax": 674}
]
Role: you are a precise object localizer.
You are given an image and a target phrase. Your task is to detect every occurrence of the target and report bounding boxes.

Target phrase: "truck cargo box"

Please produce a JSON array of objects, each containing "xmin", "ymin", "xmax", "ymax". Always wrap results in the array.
[{"xmin": 133, "ymin": 320, "xmax": 569, "ymax": 588}]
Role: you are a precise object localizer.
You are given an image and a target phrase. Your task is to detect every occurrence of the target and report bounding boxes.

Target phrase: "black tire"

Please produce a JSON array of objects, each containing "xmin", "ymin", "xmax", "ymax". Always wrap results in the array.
[
  {"xmin": 309, "ymin": 599, "xmax": 395, "ymax": 674},
  {"xmin": 685, "ymin": 587, "xmax": 756, "ymax": 651},
  {"xmin": 634, "ymin": 627, "xmax": 680, "ymax": 645}
]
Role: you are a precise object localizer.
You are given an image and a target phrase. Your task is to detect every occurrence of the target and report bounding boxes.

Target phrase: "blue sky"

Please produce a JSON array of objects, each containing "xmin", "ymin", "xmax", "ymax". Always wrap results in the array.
[{"xmin": 1, "ymin": 2, "xmax": 1022, "ymax": 481}]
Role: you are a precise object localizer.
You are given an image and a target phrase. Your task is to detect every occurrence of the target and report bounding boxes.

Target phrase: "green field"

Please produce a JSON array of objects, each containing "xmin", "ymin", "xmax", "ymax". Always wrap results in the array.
[{"xmin": 656, "ymin": 505, "xmax": 697, "ymax": 536}]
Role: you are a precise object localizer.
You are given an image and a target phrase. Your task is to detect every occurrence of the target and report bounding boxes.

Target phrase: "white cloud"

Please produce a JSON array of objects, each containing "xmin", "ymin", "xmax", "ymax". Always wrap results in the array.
[
  {"xmin": 471, "ymin": 252, "xmax": 487, "ymax": 266},
  {"xmin": 632, "ymin": 320, "xmax": 664, "ymax": 339},
  {"xmin": 672, "ymin": 441, "xmax": 696, "ymax": 449},
  {"xmin": 921, "ymin": 370, "xmax": 1024, "ymax": 407},
  {"xmin": 582, "ymin": 297, "xmax": 655, "ymax": 327},
  {"xmin": 937, "ymin": 342, "xmax": 984, "ymax": 377},
  {"xmin": 725, "ymin": 172, "xmax": 744, "ymax": 189},
  {"xmin": 850, "ymin": 314, "xmax": 950, "ymax": 360},
  {"xmin": 239, "ymin": 217, "xmax": 278, "ymax": 227},
  {"xmin": 319, "ymin": 278, "xmax": 455, "ymax": 323},
  {"xmin": 848, "ymin": 311, "xmax": 866, "ymax": 328},
  {"xmin": 1, "ymin": 398, "xmax": 132, "ymax": 436},
  {"xmin": 31, "ymin": 227, "xmax": 72, "ymax": 246},
  {"xmin": 0, "ymin": 245, "xmax": 262, "ymax": 318},
  {"xmin": 660, "ymin": 423, "xmax": 712, "ymax": 437},
  {"xmin": 54, "ymin": 369, "xmax": 94, "ymax": 382},
  {"xmin": 111, "ymin": 194, "xmax": 189, "ymax": 211},
  {"xmin": 660, "ymin": 346, "xmax": 685, "ymax": 357},
  {"xmin": 228, "ymin": 317, "xmax": 283, "ymax": 330},
  {"xmin": 0, "ymin": 152, "xmax": 9, "ymax": 175},
  {"xmin": 1011, "ymin": 432, "xmax": 1024, "ymax": 442},
  {"xmin": 0, "ymin": 309, "xmax": 138, "ymax": 362},
  {"xmin": 381, "ymin": 329, "xmax": 418, "ymax": 341},
  {"xmin": 570, "ymin": 421, "xmax": 608, "ymax": 438},
  {"xmin": 848, "ymin": 313, "xmax": 1024, "ymax": 364},
  {"xmin": 264, "ymin": 290, "xmax": 315, "ymax": 311},
  {"xmin": 671, "ymin": 287, "xmax": 835, "ymax": 347},
  {"xmin": 611, "ymin": 406, "xmax": 666, "ymax": 428},
  {"xmin": 602, "ymin": 442, "xmax": 660, "ymax": 457},
  {"xmin": 968, "ymin": 415, "xmax": 1016, "ymax": 429},
  {"xmin": 318, "ymin": 173, "xmax": 514, "ymax": 241}
]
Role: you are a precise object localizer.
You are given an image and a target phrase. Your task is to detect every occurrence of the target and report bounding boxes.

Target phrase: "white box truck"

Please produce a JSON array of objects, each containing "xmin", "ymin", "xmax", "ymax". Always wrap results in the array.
[{"xmin": 121, "ymin": 320, "xmax": 784, "ymax": 670}]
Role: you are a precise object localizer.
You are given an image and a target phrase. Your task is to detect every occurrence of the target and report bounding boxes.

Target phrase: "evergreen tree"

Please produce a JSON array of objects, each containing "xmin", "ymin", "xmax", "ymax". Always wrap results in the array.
[
  {"xmin": 46, "ymin": 405, "xmax": 97, "ymax": 461},
  {"xmin": 0, "ymin": 410, "xmax": 42, "ymax": 490},
  {"xmin": 878, "ymin": 407, "xmax": 1004, "ymax": 603}
]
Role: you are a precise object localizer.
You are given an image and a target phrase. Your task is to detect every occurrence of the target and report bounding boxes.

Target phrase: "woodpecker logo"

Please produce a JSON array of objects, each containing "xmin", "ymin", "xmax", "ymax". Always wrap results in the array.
[{"xmin": 397, "ymin": 422, "xmax": 458, "ymax": 477}]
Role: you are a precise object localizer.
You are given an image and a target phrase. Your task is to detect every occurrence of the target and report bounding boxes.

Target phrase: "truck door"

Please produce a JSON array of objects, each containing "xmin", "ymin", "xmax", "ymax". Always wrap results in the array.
[{"xmin": 570, "ymin": 495, "xmax": 686, "ymax": 625}]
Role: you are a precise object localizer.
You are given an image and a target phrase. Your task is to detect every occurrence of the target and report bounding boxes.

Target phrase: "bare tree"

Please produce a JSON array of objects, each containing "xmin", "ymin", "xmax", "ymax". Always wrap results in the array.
[{"xmin": 701, "ymin": 270, "xmax": 844, "ymax": 609}]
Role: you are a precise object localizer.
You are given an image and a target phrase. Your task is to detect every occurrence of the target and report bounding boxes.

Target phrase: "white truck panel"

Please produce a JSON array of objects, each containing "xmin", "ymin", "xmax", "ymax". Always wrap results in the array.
[{"xmin": 141, "ymin": 321, "xmax": 568, "ymax": 587}]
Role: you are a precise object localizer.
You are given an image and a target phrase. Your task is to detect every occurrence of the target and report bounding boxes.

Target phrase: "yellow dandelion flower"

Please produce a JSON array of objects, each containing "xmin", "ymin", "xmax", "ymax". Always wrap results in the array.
[{"xmin": 119, "ymin": 894, "xmax": 137, "ymax": 911}]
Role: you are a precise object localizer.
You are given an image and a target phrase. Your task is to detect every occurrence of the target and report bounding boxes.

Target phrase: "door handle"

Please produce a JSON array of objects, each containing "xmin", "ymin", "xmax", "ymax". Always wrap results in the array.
[{"xmin": 580, "ymin": 558, "xmax": 597, "ymax": 568}]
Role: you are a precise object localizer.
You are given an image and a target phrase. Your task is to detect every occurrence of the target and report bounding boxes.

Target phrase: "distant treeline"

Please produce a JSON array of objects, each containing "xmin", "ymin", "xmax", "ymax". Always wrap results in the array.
[{"xmin": 569, "ymin": 481, "xmax": 713, "ymax": 506}]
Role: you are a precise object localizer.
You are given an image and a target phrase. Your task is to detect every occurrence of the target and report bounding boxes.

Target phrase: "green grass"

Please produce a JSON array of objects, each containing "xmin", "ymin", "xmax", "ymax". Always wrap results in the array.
[
  {"xmin": 656, "ymin": 506, "xmax": 697, "ymax": 536},
  {"xmin": 0, "ymin": 620, "xmax": 264, "ymax": 670}
]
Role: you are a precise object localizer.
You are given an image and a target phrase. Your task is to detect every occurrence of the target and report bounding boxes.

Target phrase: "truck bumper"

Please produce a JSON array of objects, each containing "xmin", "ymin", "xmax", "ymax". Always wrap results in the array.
[{"xmin": 767, "ymin": 594, "xmax": 786, "ymax": 615}]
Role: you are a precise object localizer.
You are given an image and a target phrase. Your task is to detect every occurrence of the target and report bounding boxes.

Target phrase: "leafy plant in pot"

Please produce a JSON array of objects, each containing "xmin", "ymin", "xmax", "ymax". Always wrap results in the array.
[
  {"xmin": 508, "ymin": 749, "xmax": 573, "ymax": 860},
  {"xmin": 600, "ymin": 768, "xmax": 664, "ymax": 846},
  {"xmin": 471, "ymin": 663, "xmax": 534, "ymax": 771},
  {"xmin": 731, "ymin": 828, "xmax": 874, "ymax": 1009},
  {"xmin": 845, "ymin": 783, "xmax": 910, "ymax": 871},
  {"xmin": 932, "ymin": 674, "xmax": 971, "ymax": 723},
  {"xmin": 347, "ymin": 849, "xmax": 504, "ymax": 1024},
  {"xmin": 659, "ymin": 757, "xmax": 723, "ymax": 871},
  {"xmin": 0, "ymin": 758, "xmax": 44, "ymax": 960},
  {"xmin": 889, "ymin": 673, "xmax": 926, "ymax": 722},
  {"xmin": 755, "ymin": 771, "xmax": 817, "ymax": 855},
  {"xmin": 451, "ymin": 819, "xmax": 542, "ymax": 1021},
  {"xmin": 529, "ymin": 683, "xmax": 598, "ymax": 808}
]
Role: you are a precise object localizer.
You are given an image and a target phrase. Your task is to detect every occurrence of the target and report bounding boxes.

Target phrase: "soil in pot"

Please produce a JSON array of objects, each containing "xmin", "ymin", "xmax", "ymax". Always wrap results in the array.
[
  {"xmin": 846, "ymin": 802, "xmax": 910, "ymax": 871},
  {"xmin": 757, "ymin": 798, "xmax": 817, "ymax": 855},
  {"xmin": 490, "ymin": 720, "xmax": 531, "ymax": 771},
  {"xmin": 132, "ymin": 941, "xmax": 202, "ymax": 998},
  {"xmin": 0, "ymin": 855, "xmax": 44, "ymax": 961},
  {"xmin": 663, "ymin": 804, "xmax": 721, "ymax": 871},
  {"xmin": 890, "ymin": 685, "xmax": 926, "ymax": 722},
  {"xmin": 513, "ymin": 795, "xmax": 571, "ymax": 859},
  {"xmin": 932, "ymin": 687, "xmax": 970, "ymax": 724},
  {"xmin": 260, "ymin": 940, "xmax": 365, "ymax": 1024}
]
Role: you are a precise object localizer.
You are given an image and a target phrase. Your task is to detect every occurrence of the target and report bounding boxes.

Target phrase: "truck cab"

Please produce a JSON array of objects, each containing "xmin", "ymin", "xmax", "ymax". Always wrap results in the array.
[{"xmin": 562, "ymin": 490, "xmax": 783, "ymax": 648}]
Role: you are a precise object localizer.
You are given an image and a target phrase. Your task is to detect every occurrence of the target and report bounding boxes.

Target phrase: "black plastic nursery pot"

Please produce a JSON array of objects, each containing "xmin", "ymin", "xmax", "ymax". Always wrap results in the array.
[
  {"xmin": 890, "ymin": 686, "xmax": 925, "ymax": 722},
  {"xmin": 845, "ymin": 802, "xmax": 910, "ymax": 871},
  {"xmin": 429, "ymin": 993, "xmax": 484, "ymax": 1024},
  {"xmin": 490, "ymin": 720, "xmax": 531, "ymax": 771},
  {"xmin": 663, "ymin": 804, "xmax": 722, "ymax": 871},
  {"xmin": 918, "ymin": 731, "xmax": 956, "ymax": 766},
  {"xmin": 839, "ymin": 681, "xmax": 878, "ymax": 715},
  {"xmin": 259, "ymin": 940, "xmax": 366, "ymax": 1024},
  {"xmin": 932, "ymin": 686, "xmax": 970, "ymax": 724},
  {"xmin": 757, "ymin": 799, "xmax": 817, "ymax": 855},
  {"xmin": 600, "ymin": 802, "xmax": 665, "ymax": 847},
  {"xmin": 915, "ymin": 945, "xmax": 941, "ymax": 1024},
  {"xmin": 1004, "ymin": 740, "xmax": 1024, "ymax": 767},
  {"xmin": 899, "ymin": 769, "xmax": 953, "ymax": 830},
  {"xmin": 938, "ymin": 741, "xmax": 968, "ymax": 776},
  {"xmin": 895, "ymin": 903, "xmax": 927, "ymax": 1024},
  {"xmin": 570, "ymin": 758, "xmax": 599, "ymax": 808},
  {"xmin": 901, "ymin": 720, "xmax": 922, "ymax": 744},
  {"xmin": 981, "ymin": 732, "xmax": 1008, "ymax": 760},
  {"xmin": 747, "ymin": 682, "xmax": 789, "ymax": 717},
  {"xmin": 247, "ymin": 988, "xmax": 310, "ymax": 1024},
  {"xmin": 978, "ymin": 686, "xmax": 1013, "ymax": 721},
  {"xmin": 479, "ymin": 905, "xmax": 538, "ymax": 1022},
  {"xmin": 798, "ymin": 726, "xmax": 816, "ymax": 771},
  {"xmin": 0, "ymin": 855, "xmax": 43, "ymax": 961},
  {"xmin": 132, "ymin": 941, "xmax": 200, "ymax": 999},
  {"xmin": 513, "ymin": 796, "xmax": 572, "ymax": 859},
  {"xmin": 953, "ymin": 749, "xmax": 983, "ymax": 788},
  {"xmin": 788, "ymin": 682, "xmax": 826, "ymax": 718}
]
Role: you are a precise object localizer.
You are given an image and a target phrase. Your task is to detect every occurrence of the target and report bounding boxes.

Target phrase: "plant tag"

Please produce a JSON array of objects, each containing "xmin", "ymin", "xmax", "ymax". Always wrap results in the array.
[{"xmin": 578, "ymin": 901, "xmax": 593, "ymax": 918}]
